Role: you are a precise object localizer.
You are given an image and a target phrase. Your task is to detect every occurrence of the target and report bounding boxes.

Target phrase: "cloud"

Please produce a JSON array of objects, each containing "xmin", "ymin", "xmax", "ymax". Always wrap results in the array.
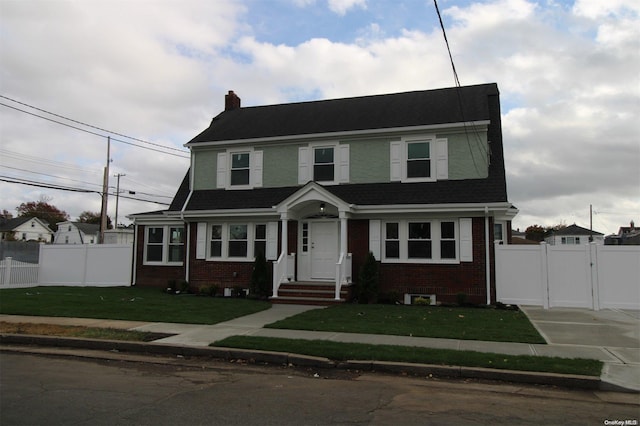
[{"xmin": 328, "ymin": 0, "xmax": 367, "ymax": 15}]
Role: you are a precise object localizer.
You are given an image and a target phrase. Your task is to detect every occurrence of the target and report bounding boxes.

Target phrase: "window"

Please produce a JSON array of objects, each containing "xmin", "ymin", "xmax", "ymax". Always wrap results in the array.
[
  {"xmin": 302, "ymin": 223, "xmax": 309, "ymax": 253},
  {"xmin": 382, "ymin": 220, "xmax": 460, "ymax": 263},
  {"xmin": 168, "ymin": 227, "xmax": 184, "ymax": 262},
  {"xmin": 230, "ymin": 152, "xmax": 250, "ymax": 186},
  {"xmin": 561, "ymin": 236, "xmax": 580, "ymax": 245},
  {"xmin": 407, "ymin": 142, "xmax": 430, "ymax": 178},
  {"xmin": 385, "ymin": 223, "xmax": 400, "ymax": 259},
  {"xmin": 229, "ymin": 224, "xmax": 248, "ymax": 257},
  {"xmin": 408, "ymin": 222, "xmax": 431, "ymax": 259},
  {"xmin": 210, "ymin": 225, "xmax": 222, "ymax": 257},
  {"xmin": 217, "ymin": 150, "xmax": 263, "ymax": 189},
  {"xmin": 254, "ymin": 224, "xmax": 266, "ymax": 257},
  {"xmin": 145, "ymin": 225, "xmax": 184, "ymax": 264},
  {"xmin": 440, "ymin": 222, "xmax": 456, "ymax": 259},
  {"xmin": 313, "ymin": 147, "xmax": 334, "ymax": 182},
  {"xmin": 146, "ymin": 227, "xmax": 164, "ymax": 262},
  {"xmin": 494, "ymin": 223, "xmax": 504, "ymax": 242}
]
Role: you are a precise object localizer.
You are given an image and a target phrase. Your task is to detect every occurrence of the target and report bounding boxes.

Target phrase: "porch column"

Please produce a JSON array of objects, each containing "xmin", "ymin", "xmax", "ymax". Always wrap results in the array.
[
  {"xmin": 281, "ymin": 215, "xmax": 288, "ymax": 258},
  {"xmin": 339, "ymin": 212, "xmax": 348, "ymax": 255}
]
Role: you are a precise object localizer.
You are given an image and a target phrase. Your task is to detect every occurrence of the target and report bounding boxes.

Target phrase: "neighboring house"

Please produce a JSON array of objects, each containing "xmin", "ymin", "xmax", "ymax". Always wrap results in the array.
[
  {"xmin": 130, "ymin": 83, "xmax": 517, "ymax": 304},
  {"xmin": 104, "ymin": 228, "xmax": 134, "ymax": 244},
  {"xmin": 544, "ymin": 224, "xmax": 604, "ymax": 245},
  {"xmin": 54, "ymin": 221, "xmax": 99, "ymax": 244},
  {"xmin": 0, "ymin": 216, "xmax": 53, "ymax": 242},
  {"xmin": 605, "ymin": 221, "xmax": 640, "ymax": 245},
  {"xmin": 510, "ymin": 229, "xmax": 539, "ymax": 245}
]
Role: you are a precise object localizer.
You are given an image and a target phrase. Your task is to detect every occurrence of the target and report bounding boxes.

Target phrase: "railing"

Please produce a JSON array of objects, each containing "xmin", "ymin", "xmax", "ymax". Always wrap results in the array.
[
  {"xmin": 335, "ymin": 252, "xmax": 352, "ymax": 300},
  {"xmin": 0, "ymin": 257, "xmax": 39, "ymax": 288},
  {"xmin": 272, "ymin": 252, "xmax": 295, "ymax": 297}
]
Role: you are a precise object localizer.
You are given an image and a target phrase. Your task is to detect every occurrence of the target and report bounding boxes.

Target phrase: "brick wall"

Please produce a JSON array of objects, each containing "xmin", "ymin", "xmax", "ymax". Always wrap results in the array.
[{"xmin": 133, "ymin": 225, "xmax": 185, "ymax": 288}]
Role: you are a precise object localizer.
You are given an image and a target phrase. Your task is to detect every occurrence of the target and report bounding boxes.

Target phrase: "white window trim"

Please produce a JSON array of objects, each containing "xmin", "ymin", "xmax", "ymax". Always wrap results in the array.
[
  {"xmin": 143, "ymin": 225, "xmax": 185, "ymax": 266},
  {"xmin": 206, "ymin": 222, "xmax": 275, "ymax": 262},
  {"xmin": 217, "ymin": 148, "xmax": 263, "ymax": 190},
  {"xmin": 381, "ymin": 219, "xmax": 460, "ymax": 264},
  {"xmin": 390, "ymin": 136, "xmax": 448, "ymax": 182},
  {"xmin": 299, "ymin": 142, "xmax": 349, "ymax": 185}
]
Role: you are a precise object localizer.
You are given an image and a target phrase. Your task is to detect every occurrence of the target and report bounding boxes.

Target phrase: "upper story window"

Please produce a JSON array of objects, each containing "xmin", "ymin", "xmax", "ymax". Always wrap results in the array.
[
  {"xmin": 230, "ymin": 153, "xmax": 250, "ymax": 186},
  {"xmin": 391, "ymin": 137, "xmax": 448, "ymax": 182},
  {"xmin": 314, "ymin": 147, "xmax": 335, "ymax": 182},
  {"xmin": 407, "ymin": 142, "xmax": 431, "ymax": 179},
  {"xmin": 299, "ymin": 143, "xmax": 349, "ymax": 185},
  {"xmin": 217, "ymin": 149, "xmax": 263, "ymax": 189}
]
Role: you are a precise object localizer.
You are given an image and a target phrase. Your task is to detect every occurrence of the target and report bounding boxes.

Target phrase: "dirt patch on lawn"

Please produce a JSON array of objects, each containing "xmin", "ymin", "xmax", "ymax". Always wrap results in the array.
[{"xmin": 0, "ymin": 322, "xmax": 174, "ymax": 342}]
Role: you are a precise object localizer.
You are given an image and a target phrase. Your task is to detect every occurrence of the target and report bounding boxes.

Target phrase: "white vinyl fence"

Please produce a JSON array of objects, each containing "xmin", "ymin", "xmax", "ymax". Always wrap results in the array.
[
  {"xmin": 0, "ymin": 244, "xmax": 133, "ymax": 288},
  {"xmin": 495, "ymin": 243, "xmax": 640, "ymax": 310}
]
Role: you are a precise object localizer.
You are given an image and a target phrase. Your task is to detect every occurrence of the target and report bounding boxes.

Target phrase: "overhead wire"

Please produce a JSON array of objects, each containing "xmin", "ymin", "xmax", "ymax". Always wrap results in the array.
[{"xmin": 433, "ymin": 0, "xmax": 488, "ymax": 176}]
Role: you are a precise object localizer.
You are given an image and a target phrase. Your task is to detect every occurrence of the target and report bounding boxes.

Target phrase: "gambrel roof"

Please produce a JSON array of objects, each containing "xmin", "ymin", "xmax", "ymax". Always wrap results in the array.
[
  {"xmin": 160, "ymin": 82, "xmax": 510, "ymax": 213},
  {"xmin": 188, "ymin": 83, "xmax": 498, "ymax": 144}
]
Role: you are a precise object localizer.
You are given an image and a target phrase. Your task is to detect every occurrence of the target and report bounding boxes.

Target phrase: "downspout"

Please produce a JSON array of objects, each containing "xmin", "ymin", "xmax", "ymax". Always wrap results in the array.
[
  {"xmin": 131, "ymin": 223, "xmax": 138, "ymax": 286},
  {"xmin": 180, "ymin": 190, "xmax": 194, "ymax": 283},
  {"xmin": 485, "ymin": 206, "xmax": 491, "ymax": 305}
]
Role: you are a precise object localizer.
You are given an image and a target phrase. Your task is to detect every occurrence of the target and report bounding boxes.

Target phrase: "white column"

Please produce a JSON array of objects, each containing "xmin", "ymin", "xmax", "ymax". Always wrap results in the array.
[
  {"xmin": 340, "ymin": 213, "xmax": 348, "ymax": 255},
  {"xmin": 281, "ymin": 215, "xmax": 288, "ymax": 258}
]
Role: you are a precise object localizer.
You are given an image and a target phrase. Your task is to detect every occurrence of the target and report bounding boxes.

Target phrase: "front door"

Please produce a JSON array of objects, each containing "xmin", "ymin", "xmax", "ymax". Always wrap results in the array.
[{"xmin": 310, "ymin": 221, "xmax": 338, "ymax": 280}]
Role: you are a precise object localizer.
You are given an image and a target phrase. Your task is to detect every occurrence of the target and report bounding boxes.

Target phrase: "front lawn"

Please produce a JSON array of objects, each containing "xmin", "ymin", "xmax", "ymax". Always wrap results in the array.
[
  {"xmin": 213, "ymin": 336, "xmax": 602, "ymax": 376},
  {"xmin": 267, "ymin": 304, "xmax": 545, "ymax": 344},
  {"xmin": 0, "ymin": 286, "xmax": 270, "ymax": 324}
]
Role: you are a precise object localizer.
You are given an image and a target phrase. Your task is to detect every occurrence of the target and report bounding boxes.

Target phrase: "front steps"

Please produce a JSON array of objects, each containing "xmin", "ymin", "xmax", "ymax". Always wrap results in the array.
[{"xmin": 270, "ymin": 281, "xmax": 352, "ymax": 305}]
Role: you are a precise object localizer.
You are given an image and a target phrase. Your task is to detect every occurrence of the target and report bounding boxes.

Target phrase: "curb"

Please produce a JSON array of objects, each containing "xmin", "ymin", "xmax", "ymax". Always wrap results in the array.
[{"xmin": 0, "ymin": 333, "xmax": 603, "ymax": 391}]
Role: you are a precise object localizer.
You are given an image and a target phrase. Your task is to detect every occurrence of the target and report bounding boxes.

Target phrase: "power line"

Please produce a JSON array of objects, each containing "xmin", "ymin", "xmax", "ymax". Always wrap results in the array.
[
  {"xmin": 0, "ymin": 102, "xmax": 190, "ymax": 159},
  {"xmin": 0, "ymin": 94, "xmax": 190, "ymax": 155},
  {"xmin": 0, "ymin": 176, "xmax": 171, "ymax": 205}
]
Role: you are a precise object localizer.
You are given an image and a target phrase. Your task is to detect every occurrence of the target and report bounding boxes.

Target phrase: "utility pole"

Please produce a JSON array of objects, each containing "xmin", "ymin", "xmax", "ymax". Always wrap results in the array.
[
  {"xmin": 589, "ymin": 204, "xmax": 593, "ymax": 242},
  {"xmin": 99, "ymin": 136, "xmax": 111, "ymax": 243},
  {"xmin": 114, "ymin": 173, "xmax": 126, "ymax": 228}
]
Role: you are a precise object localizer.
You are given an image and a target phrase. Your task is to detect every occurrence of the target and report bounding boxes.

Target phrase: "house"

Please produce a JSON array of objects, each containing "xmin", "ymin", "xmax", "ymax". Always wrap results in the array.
[
  {"xmin": 605, "ymin": 221, "xmax": 640, "ymax": 245},
  {"xmin": 104, "ymin": 228, "xmax": 134, "ymax": 244},
  {"xmin": 53, "ymin": 221, "xmax": 100, "ymax": 244},
  {"xmin": 510, "ymin": 229, "xmax": 539, "ymax": 245},
  {"xmin": 544, "ymin": 224, "xmax": 604, "ymax": 245},
  {"xmin": 0, "ymin": 216, "xmax": 53, "ymax": 242},
  {"xmin": 130, "ymin": 83, "xmax": 518, "ymax": 304}
]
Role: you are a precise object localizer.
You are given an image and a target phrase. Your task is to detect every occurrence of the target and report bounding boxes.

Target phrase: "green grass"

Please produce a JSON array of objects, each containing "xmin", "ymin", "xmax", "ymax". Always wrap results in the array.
[
  {"xmin": 267, "ymin": 304, "xmax": 546, "ymax": 344},
  {"xmin": 213, "ymin": 336, "xmax": 603, "ymax": 376},
  {"xmin": 0, "ymin": 286, "xmax": 270, "ymax": 324}
]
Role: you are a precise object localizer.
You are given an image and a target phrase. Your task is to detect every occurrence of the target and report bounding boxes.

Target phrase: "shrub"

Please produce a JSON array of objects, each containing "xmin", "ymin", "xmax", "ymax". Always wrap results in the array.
[
  {"xmin": 414, "ymin": 297, "xmax": 432, "ymax": 306},
  {"xmin": 250, "ymin": 251, "xmax": 270, "ymax": 298},
  {"xmin": 456, "ymin": 292, "xmax": 468, "ymax": 306},
  {"xmin": 357, "ymin": 251, "xmax": 379, "ymax": 304}
]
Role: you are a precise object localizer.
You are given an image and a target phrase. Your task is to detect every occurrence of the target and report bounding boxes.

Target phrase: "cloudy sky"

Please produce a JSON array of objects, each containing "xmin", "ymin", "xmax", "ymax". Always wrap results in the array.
[{"xmin": 1, "ymin": 0, "xmax": 638, "ymax": 235}]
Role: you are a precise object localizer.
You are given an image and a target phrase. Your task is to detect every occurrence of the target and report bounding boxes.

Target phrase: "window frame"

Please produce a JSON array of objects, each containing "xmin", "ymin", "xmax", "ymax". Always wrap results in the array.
[
  {"xmin": 206, "ymin": 222, "xmax": 269, "ymax": 261},
  {"xmin": 382, "ymin": 219, "xmax": 459, "ymax": 264},
  {"xmin": 230, "ymin": 151, "xmax": 251, "ymax": 187},
  {"xmin": 144, "ymin": 225, "xmax": 185, "ymax": 266},
  {"xmin": 313, "ymin": 146, "xmax": 335, "ymax": 183}
]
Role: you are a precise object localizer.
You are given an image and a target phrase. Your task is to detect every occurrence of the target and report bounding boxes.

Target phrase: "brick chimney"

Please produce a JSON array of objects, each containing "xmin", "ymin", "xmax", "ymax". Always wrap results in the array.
[{"xmin": 225, "ymin": 90, "xmax": 241, "ymax": 111}]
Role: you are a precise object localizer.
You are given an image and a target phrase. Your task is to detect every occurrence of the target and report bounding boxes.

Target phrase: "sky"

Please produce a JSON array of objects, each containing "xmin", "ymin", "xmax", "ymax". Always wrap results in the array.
[{"xmin": 0, "ymin": 0, "xmax": 638, "ymax": 236}]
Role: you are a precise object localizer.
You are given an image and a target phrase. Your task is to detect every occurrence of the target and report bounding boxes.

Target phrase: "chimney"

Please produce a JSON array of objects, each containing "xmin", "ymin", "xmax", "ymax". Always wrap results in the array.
[{"xmin": 225, "ymin": 90, "xmax": 241, "ymax": 111}]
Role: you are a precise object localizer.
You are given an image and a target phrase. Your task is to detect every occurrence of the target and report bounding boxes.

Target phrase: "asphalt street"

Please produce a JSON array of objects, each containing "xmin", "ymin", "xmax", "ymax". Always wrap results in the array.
[{"xmin": 1, "ymin": 352, "xmax": 638, "ymax": 426}]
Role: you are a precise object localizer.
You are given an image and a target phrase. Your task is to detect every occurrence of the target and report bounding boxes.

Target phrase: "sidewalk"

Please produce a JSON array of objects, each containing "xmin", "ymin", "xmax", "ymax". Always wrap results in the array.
[{"xmin": 1, "ymin": 305, "xmax": 639, "ymax": 392}]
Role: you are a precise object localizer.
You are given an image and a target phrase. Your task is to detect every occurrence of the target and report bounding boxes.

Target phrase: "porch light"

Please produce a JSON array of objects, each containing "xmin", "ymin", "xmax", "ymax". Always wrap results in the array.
[{"xmin": 320, "ymin": 203, "xmax": 326, "ymax": 214}]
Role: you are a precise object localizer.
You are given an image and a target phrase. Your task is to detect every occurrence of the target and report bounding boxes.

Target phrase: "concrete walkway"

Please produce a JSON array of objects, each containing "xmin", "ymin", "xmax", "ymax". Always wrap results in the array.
[{"xmin": 1, "ymin": 305, "xmax": 638, "ymax": 392}]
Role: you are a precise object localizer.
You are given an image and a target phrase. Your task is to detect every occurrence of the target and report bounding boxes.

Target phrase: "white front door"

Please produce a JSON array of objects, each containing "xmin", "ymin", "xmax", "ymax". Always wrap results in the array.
[{"xmin": 310, "ymin": 221, "xmax": 338, "ymax": 280}]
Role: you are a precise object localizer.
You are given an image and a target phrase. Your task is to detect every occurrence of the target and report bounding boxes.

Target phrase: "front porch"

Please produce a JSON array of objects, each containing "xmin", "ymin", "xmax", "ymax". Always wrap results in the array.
[{"xmin": 270, "ymin": 280, "xmax": 353, "ymax": 305}]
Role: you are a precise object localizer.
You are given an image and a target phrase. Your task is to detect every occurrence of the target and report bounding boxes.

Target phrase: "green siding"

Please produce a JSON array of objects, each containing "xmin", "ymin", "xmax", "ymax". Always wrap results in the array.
[
  {"xmin": 442, "ymin": 132, "xmax": 488, "ymax": 179},
  {"xmin": 190, "ymin": 128, "xmax": 489, "ymax": 190},
  {"xmin": 348, "ymin": 139, "xmax": 389, "ymax": 183},
  {"xmin": 192, "ymin": 149, "xmax": 221, "ymax": 190},
  {"xmin": 261, "ymin": 145, "xmax": 299, "ymax": 187}
]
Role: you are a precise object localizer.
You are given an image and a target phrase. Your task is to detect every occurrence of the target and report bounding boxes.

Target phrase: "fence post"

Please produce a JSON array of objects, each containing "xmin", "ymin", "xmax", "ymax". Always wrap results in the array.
[
  {"xmin": 590, "ymin": 243, "xmax": 600, "ymax": 311},
  {"xmin": 3, "ymin": 257, "xmax": 12, "ymax": 285},
  {"xmin": 540, "ymin": 243, "xmax": 549, "ymax": 309}
]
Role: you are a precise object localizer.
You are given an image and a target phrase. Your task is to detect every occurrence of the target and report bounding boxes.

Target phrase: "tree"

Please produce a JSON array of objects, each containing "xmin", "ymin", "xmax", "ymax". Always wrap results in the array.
[
  {"xmin": 1, "ymin": 209, "xmax": 13, "ymax": 220},
  {"xmin": 78, "ymin": 211, "xmax": 112, "ymax": 229},
  {"xmin": 16, "ymin": 201, "xmax": 69, "ymax": 231},
  {"xmin": 250, "ymin": 251, "xmax": 270, "ymax": 299},
  {"xmin": 525, "ymin": 225, "xmax": 546, "ymax": 242}
]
